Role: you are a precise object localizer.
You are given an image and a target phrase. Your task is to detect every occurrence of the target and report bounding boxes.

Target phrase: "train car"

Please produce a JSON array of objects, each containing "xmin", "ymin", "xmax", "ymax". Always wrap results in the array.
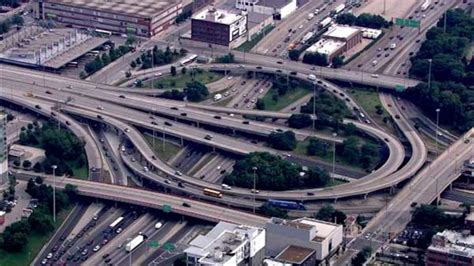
[
  {"xmin": 268, "ymin": 199, "xmax": 306, "ymax": 210},
  {"xmin": 203, "ymin": 188, "xmax": 223, "ymax": 198}
]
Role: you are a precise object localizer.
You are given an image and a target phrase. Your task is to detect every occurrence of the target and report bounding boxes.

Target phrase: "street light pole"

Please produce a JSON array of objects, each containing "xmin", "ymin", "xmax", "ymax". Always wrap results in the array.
[
  {"xmin": 435, "ymin": 108, "xmax": 440, "ymax": 155},
  {"xmin": 312, "ymin": 83, "xmax": 316, "ymax": 131},
  {"xmin": 51, "ymin": 165, "xmax": 57, "ymax": 223},
  {"xmin": 332, "ymin": 133, "xmax": 337, "ymax": 180},
  {"xmin": 427, "ymin": 59, "xmax": 432, "ymax": 90},
  {"xmin": 127, "ymin": 237, "xmax": 132, "ymax": 266},
  {"xmin": 252, "ymin": 166, "xmax": 257, "ymax": 214}
]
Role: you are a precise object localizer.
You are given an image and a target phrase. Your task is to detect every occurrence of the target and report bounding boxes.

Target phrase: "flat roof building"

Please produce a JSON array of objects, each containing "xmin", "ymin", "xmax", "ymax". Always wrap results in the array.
[
  {"xmin": 426, "ymin": 230, "xmax": 474, "ymax": 266},
  {"xmin": 305, "ymin": 38, "xmax": 345, "ymax": 62},
  {"xmin": 34, "ymin": 0, "xmax": 183, "ymax": 37},
  {"xmin": 247, "ymin": 11, "xmax": 274, "ymax": 41},
  {"xmin": 323, "ymin": 25, "xmax": 362, "ymax": 51},
  {"xmin": 235, "ymin": 0, "xmax": 297, "ymax": 19},
  {"xmin": 185, "ymin": 221, "xmax": 266, "ymax": 266},
  {"xmin": 266, "ymin": 217, "xmax": 343, "ymax": 264},
  {"xmin": 191, "ymin": 7, "xmax": 247, "ymax": 48}
]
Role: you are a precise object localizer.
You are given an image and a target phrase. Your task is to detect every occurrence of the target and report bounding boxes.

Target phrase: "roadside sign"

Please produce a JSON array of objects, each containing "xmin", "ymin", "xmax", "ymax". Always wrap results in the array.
[
  {"xmin": 162, "ymin": 204, "xmax": 172, "ymax": 213},
  {"xmin": 163, "ymin": 242, "xmax": 175, "ymax": 251},
  {"xmin": 148, "ymin": 241, "xmax": 159, "ymax": 248},
  {"xmin": 395, "ymin": 18, "xmax": 420, "ymax": 28},
  {"xmin": 395, "ymin": 85, "xmax": 406, "ymax": 92}
]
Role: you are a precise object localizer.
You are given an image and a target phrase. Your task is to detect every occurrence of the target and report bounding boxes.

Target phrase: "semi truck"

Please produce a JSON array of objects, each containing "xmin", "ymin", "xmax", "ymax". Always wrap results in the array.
[
  {"xmin": 319, "ymin": 17, "xmax": 332, "ymax": 29},
  {"xmin": 268, "ymin": 199, "xmax": 306, "ymax": 210},
  {"xmin": 421, "ymin": 0, "xmax": 431, "ymax": 11},
  {"xmin": 331, "ymin": 3, "xmax": 345, "ymax": 16},
  {"xmin": 125, "ymin": 235, "xmax": 145, "ymax": 252},
  {"xmin": 302, "ymin": 32, "xmax": 314, "ymax": 44}
]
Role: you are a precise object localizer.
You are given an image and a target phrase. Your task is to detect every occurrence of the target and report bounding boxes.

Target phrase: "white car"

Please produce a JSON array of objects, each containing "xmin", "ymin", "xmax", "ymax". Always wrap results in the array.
[
  {"xmin": 143, "ymin": 166, "xmax": 149, "ymax": 172},
  {"xmin": 41, "ymin": 259, "xmax": 48, "ymax": 265},
  {"xmin": 154, "ymin": 72, "xmax": 163, "ymax": 77},
  {"xmin": 93, "ymin": 245, "xmax": 101, "ymax": 252},
  {"xmin": 47, "ymin": 253, "xmax": 53, "ymax": 259},
  {"xmin": 116, "ymin": 228, "xmax": 123, "ymax": 234},
  {"xmin": 217, "ymin": 165, "xmax": 222, "ymax": 170},
  {"xmin": 155, "ymin": 222, "xmax": 163, "ymax": 229},
  {"xmin": 371, "ymin": 74, "xmax": 379, "ymax": 78}
]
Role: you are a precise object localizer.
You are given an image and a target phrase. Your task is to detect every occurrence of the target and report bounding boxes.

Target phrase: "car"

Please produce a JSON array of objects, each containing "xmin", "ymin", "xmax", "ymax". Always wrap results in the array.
[
  {"xmin": 97, "ymin": 106, "xmax": 104, "ymax": 110},
  {"xmin": 306, "ymin": 192, "xmax": 315, "ymax": 196},
  {"xmin": 154, "ymin": 72, "xmax": 163, "ymax": 77},
  {"xmin": 41, "ymin": 259, "xmax": 48, "ymax": 265},
  {"xmin": 93, "ymin": 245, "xmax": 101, "ymax": 252},
  {"xmin": 395, "ymin": 114, "xmax": 401, "ymax": 119},
  {"xmin": 290, "ymin": 71, "xmax": 297, "ymax": 75},
  {"xmin": 357, "ymin": 64, "xmax": 362, "ymax": 68},
  {"xmin": 385, "ymin": 53, "xmax": 390, "ymax": 57},
  {"xmin": 151, "ymin": 121, "xmax": 158, "ymax": 125},
  {"xmin": 416, "ymin": 39, "xmax": 421, "ymax": 43},
  {"xmin": 143, "ymin": 166, "xmax": 149, "ymax": 172},
  {"xmin": 178, "ymin": 182, "xmax": 185, "ymax": 188},
  {"xmin": 81, "ymin": 256, "xmax": 88, "ymax": 261},
  {"xmin": 102, "ymin": 239, "xmax": 109, "ymax": 245},
  {"xmin": 256, "ymin": 66, "xmax": 262, "ymax": 69},
  {"xmin": 47, "ymin": 253, "xmax": 53, "ymax": 259},
  {"xmin": 51, "ymin": 111, "xmax": 56, "ymax": 116},
  {"xmin": 103, "ymin": 254, "xmax": 110, "ymax": 259},
  {"xmin": 81, "ymin": 249, "xmax": 88, "ymax": 256},
  {"xmin": 276, "ymin": 61, "xmax": 283, "ymax": 64},
  {"xmin": 182, "ymin": 202, "xmax": 191, "ymax": 207},
  {"xmin": 45, "ymin": 90, "xmax": 52, "ymax": 94},
  {"xmin": 250, "ymin": 189, "xmax": 260, "ymax": 194},
  {"xmin": 152, "ymin": 155, "xmax": 157, "ymax": 160},
  {"xmin": 180, "ymin": 112, "xmax": 187, "ymax": 117},
  {"xmin": 164, "ymin": 121, "xmax": 172, "ymax": 126},
  {"xmin": 171, "ymin": 107, "xmax": 179, "ymax": 110},
  {"xmin": 175, "ymin": 171, "xmax": 183, "ymax": 176},
  {"xmin": 204, "ymin": 134, "xmax": 213, "ymax": 140},
  {"xmin": 52, "ymin": 245, "xmax": 59, "ymax": 252},
  {"xmin": 464, "ymin": 139, "xmax": 470, "ymax": 144},
  {"xmin": 214, "ymin": 115, "xmax": 221, "ymax": 119},
  {"xmin": 119, "ymin": 95, "xmax": 126, "ymax": 98},
  {"xmin": 242, "ymin": 121, "xmax": 250, "ymax": 125},
  {"xmin": 377, "ymin": 53, "xmax": 381, "ymax": 57},
  {"xmin": 35, "ymin": 105, "xmax": 41, "ymax": 109},
  {"xmin": 124, "ymin": 128, "xmax": 130, "ymax": 133},
  {"xmin": 371, "ymin": 74, "xmax": 379, "ymax": 78},
  {"xmin": 105, "ymin": 258, "xmax": 112, "ymax": 263},
  {"xmin": 384, "ymin": 138, "xmax": 390, "ymax": 142},
  {"xmin": 97, "ymin": 115, "xmax": 103, "ymax": 120},
  {"xmin": 164, "ymin": 179, "xmax": 171, "ymax": 184},
  {"xmin": 155, "ymin": 222, "xmax": 163, "ymax": 229}
]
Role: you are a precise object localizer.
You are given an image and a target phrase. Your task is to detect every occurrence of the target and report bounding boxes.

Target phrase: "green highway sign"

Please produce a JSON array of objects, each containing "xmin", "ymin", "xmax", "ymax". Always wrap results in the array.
[
  {"xmin": 162, "ymin": 204, "xmax": 172, "ymax": 213},
  {"xmin": 395, "ymin": 18, "xmax": 420, "ymax": 28},
  {"xmin": 395, "ymin": 85, "xmax": 406, "ymax": 92},
  {"xmin": 163, "ymin": 242, "xmax": 176, "ymax": 251},
  {"xmin": 148, "ymin": 241, "xmax": 160, "ymax": 248}
]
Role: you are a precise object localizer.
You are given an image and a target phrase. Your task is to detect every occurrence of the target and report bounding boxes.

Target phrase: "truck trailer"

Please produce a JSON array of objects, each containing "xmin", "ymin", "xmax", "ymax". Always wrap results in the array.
[
  {"xmin": 125, "ymin": 235, "xmax": 144, "ymax": 252},
  {"xmin": 268, "ymin": 199, "xmax": 306, "ymax": 210}
]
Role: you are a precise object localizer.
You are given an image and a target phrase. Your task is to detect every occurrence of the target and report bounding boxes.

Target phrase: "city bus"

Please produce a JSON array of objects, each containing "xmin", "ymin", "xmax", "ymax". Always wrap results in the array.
[
  {"xmin": 109, "ymin": 216, "xmax": 124, "ymax": 229},
  {"xmin": 203, "ymin": 188, "xmax": 222, "ymax": 198},
  {"xmin": 180, "ymin": 54, "xmax": 198, "ymax": 66},
  {"xmin": 95, "ymin": 29, "xmax": 112, "ymax": 37}
]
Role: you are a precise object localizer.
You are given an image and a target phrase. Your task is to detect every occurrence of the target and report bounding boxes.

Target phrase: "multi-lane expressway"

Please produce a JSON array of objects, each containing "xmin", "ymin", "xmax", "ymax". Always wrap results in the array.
[{"xmin": 12, "ymin": 170, "xmax": 269, "ymax": 227}]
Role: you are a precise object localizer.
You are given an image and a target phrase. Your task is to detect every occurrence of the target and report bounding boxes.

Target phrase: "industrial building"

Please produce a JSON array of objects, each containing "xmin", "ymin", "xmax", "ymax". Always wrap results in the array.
[
  {"xmin": 265, "ymin": 217, "xmax": 343, "ymax": 264},
  {"xmin": 305, "ymin": 38, "xmax": 345, "ymax": 62},
  {"xmin": 191, "ymin": 7, "xmax": 247, "ymax": 48},
  {"xmin": 0, "ymin": 113, "xmax": 7, "ymax": 188},
  {"xmin": 426, "ymin": 230, "xmax": 474, "ymax": 266},
  {"xmin": 235, "ymin": 0, "xmax": 297, "ymax": 19},
  {"xmin": 322, "ymin": 25, "xmax": 362, "ymax": 51},
  {"xmin": 185, "ymin": 221, "xmax": 266, "ymax": 266},
  {"xmin": 33, "ymin": 0, "xmax": 183, "ymax": 37}
]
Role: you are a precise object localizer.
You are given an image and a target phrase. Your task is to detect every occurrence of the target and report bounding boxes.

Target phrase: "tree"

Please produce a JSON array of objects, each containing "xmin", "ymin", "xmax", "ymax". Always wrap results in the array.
[
  {"xmin": 170, "ymin": 66, "xmax": 177, "ymax": 76},
  {"xmin": 335, "ymin": 13, "xmax": 357, "ymax": 25},
  {"xmin": 183, "ymin": 81, "xmax": 209, "ymax": 102},
  {"xmin": 342, "ymin": 137, "xmax": 360, "ymax": 163},
  {"xmin": 255, "ymin": 99, "xmax": 265, "ymax": 110},
  {"xmin": 304, "ymin": 167, "xmax": 330, "ymax": 188},
  {"xmin": 332, "ymin": 56, "xmax": 344, "ymax": 68},
  {"xmin": 352, "ymin": 247, "xmax": 372, "ymax": 266},
  {"xmin": 125, "ymin": 35, "xmax": 136, "ymax": 46},
  {"xmin": 101, "ymin": 53, "xmax": 111, "ymax": 65},
  {"xmin": 64, "ymin": 184, "xmax": 79, "ymax": 200},
  {"xmin": 307, "ymin": 138, "xmax": 329, "ymax": 156},
  {"xmin": 314, "ymin": 205, "xmax": 346, "ymax": 225},
  {"xmin": 260, "ymin": 203, "xmax": 289, "ymax": 218},
  {"xmin": 302, "ymin": 52, "xmax": 328, "ymax": 66},
  {"xmin": 11, "ymin": 14, "xmax": 24, "ymax": 26},
  {"xmin": 215, "ymin": 53, "xmax": 235, "ymax": 63},
  {"xmin": 22, "ymin": 160, "xmax": 32, "ymax": 169},
  {"xmin": 181, "ymin": 67, "xmax": 187, "ymax": 75},
  {"xmin": 160, "ymin": 89, "xmax": 185, "ymax": 101},
  {"xmin": 288, "ymin": 49, "xmax": 301, "ymax": 61},
  {"xmin": 28, "ymin": 211, "xmax": 54, "ymax": 233},
  {"xmin": 288, "ymin": 114, "xmax": 312, "ymax": 129},
  {"xmin": 267, "ymin": 131, "xmax": 297, "ymax": 151}
]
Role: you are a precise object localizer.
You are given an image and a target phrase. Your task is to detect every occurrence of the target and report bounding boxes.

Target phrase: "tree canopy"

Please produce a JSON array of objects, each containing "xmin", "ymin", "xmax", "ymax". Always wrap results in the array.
[
  {"xmin": 267, "ymin": 131, "xmax": 297, "ymax": 151},
  {"xmin": 183, "ymin": 81, "xmax": 209, "ymax": 102}
]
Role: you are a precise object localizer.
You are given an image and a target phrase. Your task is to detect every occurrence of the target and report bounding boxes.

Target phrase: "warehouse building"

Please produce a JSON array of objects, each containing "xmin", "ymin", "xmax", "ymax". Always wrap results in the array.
[
  {"xmin": 191, "ymin": 7, "xmax": 247, "ymax": 48},
  {"xmin": 426, "ymin": 230, "xmax": 474, "ymax": 266},
  {"xmin": 235, "ymin": 0, "xmax": 297, "ymax": 19},
  {"xmin": 322, "ymin": 25, "xmax": 361, "ymax": 51},
  {"xmin": 33, "ymin": 0, "xmax": 183, "ymax": 38}
]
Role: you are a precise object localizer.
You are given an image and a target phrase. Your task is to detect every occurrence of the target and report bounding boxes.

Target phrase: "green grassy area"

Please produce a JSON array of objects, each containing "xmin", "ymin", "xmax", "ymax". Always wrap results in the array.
[
  {"xmin": 261, "ymin": 87, "xmax": 311, "ymax": 111},
  {"xmin": 327, "ymin": 179, "xmax": 348, "ymax": 187},
  {"xmin": 0, "ymin": 206, "xmax": 73, "ymax": 266},
  {"xmin": 144, "ymin": 71, "xmax": 223, "ymax": 89},
  {"xmin": 348, "ymin": 88, "xmax": 394, "ymax": 133},
  {"xmin": 235, "ymin": 26, "xmax": 275, "ymax": 52},
  {"xmin": 66, "ymin": 160, "xmax": 88, "ymax": 180},
  {"xmin": 144, "ymin": 134, "xmax": 182, "ymax": 162}
]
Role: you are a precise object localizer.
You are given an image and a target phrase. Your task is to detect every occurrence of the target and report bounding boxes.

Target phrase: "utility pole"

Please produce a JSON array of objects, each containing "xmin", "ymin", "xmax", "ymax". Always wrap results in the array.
[
  {"xmin": 312, "ymin": 83, "xmax": 316, "ymax": 131},
  {"xmin": 443, "ymin": 11, "xmax": 447, "ymax": 33},
  {"xmin": 332, "ymin": 133, "xmax": 337, "ymax": 180},
  {"xmin": 427, "ymin": 59, "xmax": 432, "ymax": 90},
  {"xmin": 435, "ymin": 108, "xmax": 440, "ymax": 155},
  {"xmin": 52, "ymin": 165, "xmax": 57, "ymax": 223},
  {"xmin": 252, "ymin": 166, "xmax": 257, "ymax": 214}
]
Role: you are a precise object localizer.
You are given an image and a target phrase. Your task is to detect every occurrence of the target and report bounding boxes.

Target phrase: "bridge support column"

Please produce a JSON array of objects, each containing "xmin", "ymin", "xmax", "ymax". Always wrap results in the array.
[
  {"xmin": 364, "ymin": 193, "xmax": 368, "ymax": 200},
  {"xmin": 436, "ymin": 195, "xmax": 440, "ymax": 205},
  {"xmin": 212, "ymin": 146, "xmax": 216, "ymax": 153},
  {"xmin": 390, "ymin": 186, "xmax": 395, "ymax": 195},
  {"xmin": 180, "ymin": 137, "xmax": 184, "ymax": 146},
  {"xmin": 232, "ymin": 129, "xmax": 236, "ymax": 135},
  {"xmin": 334, "ymin": 198, "xmax": 337, "ymax": 203},
  {"xmin": 196, "ymin": 121, "xmax": 200, "ymax": 128},
  {"xmin": 449, "ymin": 183, "xmax": 453, "ymax": 191}
]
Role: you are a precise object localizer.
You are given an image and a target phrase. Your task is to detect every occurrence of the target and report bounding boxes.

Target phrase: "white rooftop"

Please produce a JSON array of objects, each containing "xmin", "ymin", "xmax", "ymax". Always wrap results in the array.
[
  {"xmin": 185, "ymin": 221, "xmax": 263, "ymax": 264},
  {"xmin": 429, "ymin": 230, "xmax": 474, "ymax": 258},
  {"xmin": 193, "ymin": 8, "xmax": 243, "ymax": 25},
  {"xmin": 306, "ymin": 39, "xmax": 345, "ymax": 56},
  {"xmin": 323, "ymin": 25, "xmax": 360, "ymax": 40},
  {"xmin": 299, "ymin": 219, "xmax": 339, "ymax": 239}
]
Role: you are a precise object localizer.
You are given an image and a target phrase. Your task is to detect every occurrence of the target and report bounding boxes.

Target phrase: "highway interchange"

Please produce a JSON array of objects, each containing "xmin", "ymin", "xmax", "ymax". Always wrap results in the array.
[{"xmin": 2, "ymin": 0, "xmax": 473, "ymax": 265}]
